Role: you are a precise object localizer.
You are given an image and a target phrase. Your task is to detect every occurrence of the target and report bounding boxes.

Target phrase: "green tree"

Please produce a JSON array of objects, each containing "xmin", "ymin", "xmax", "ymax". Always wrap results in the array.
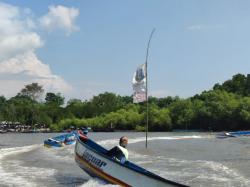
[
  {"xmin": 18, "ymin": 83, "xmax": 44, "ymax": 101},
  {"xmin": 0, "ymin": 96, "xmax": 6, "ymax": 120},
  {"xmin": 245, "ymin": 74, "xmax": 250, "ymax": 96},
  {"xmin": 156, "ymin": 96, "xmax": 180, "ymax": 108},
  {"xmin": 66, "ymin": 99, "xmax": 85, "ymax": 118},
  {"xmin": 45, "ymin": 92, "xmax": 64, "ymax": 106},
  {"xmin": 148, "ymin": 104, "xmax": 172, "ymax": 131},
  {"xmin": 215, "ymin": 73, "xmax": 248, "ymax": 96},
  {"xmin": 5, "ymin": 95, "xmax": 38, "ymax": 125},
  {"xmin": 91, "ymin": 92, "xmax": 124, "ymax": 115},
  {"xmin": 169, "ymin": 99, "xmax": 194, "ymax": 130},
  {"xmin": 199, "ymin": 90, "xmax": 239, "ymax": 130},
  {"xmin": 234, "ymin": 97, "xmax": 250, "ymax": 129},
  {"xmin": 121, "ymin": 95, "xmax": 133, "ymax": 104}
]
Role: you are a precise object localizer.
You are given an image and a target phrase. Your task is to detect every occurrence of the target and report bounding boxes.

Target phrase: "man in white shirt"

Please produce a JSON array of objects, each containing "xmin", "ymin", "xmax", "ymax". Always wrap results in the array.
[{"xmin": 107, "ymin": 136, "xmax": 129, "ymax": 164}]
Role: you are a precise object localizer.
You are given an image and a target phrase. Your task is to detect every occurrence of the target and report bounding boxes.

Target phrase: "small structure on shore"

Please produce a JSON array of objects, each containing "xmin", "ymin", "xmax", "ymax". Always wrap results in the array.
[{"xmin": 0, "ymin": 121, "xmax": 50, "ymax": 133}]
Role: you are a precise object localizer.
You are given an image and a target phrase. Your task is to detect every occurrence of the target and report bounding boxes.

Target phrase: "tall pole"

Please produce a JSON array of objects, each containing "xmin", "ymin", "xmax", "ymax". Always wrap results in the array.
[{"xmin": 145, "ymin": 28, "xmax": 156, "ymax": 148}]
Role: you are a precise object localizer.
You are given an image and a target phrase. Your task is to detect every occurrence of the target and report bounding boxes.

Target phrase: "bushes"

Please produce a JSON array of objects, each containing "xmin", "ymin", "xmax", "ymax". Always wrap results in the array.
[
  {"xmin": 54, "ymin": 104, "xmax": 173, "ymax": 131},
  {"xmin": 4, "ymin": 74, "xmax": 250, "ymax": 132}
]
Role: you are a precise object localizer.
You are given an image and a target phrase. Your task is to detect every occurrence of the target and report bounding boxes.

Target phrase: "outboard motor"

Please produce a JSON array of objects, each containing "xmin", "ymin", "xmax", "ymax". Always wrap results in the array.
[
  {"xmin": 78, "ymin": 127, "xmax": 88, "ymax": 142},
  {"xmin": 83, "ymin": 129, "xmax": 88, "ymax": 135},
  {"xmin": 80, "ymin": 127, "xmax": 88, "ymax": 135}
]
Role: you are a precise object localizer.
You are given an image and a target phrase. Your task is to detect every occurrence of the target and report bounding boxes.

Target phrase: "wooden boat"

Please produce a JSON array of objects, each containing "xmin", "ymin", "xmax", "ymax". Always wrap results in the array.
[
  {"xmin": 229, "ymin": 131, "xmax": 250, "ymax": 136},
  {"xmin": 216, "ymin": 131, "xmax": 250, "ymax": 138},
  {"xmin": 0, "ymin": 129, "xmax": 7, "ymax": 133},
  {"xmin": 75, "ymin": 132, "xmax": 188, "ymax": 187},
  {"xmin": 44, "ymin": 132, "xmax": 76, "ymax": 148}
]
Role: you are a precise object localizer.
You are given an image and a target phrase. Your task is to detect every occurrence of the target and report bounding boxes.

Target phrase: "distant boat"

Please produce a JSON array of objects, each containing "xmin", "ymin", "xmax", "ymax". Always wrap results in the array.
[
  {"xmin": 0, "ymin": 129, "xmax": 7, "ymax": 133},
  {"xmin": 217, "ymin": 131, "xmax": 250, "ymax": 138},
  {"xmin": 44, "ymin": 132, "xmax": 76, "ymax": 148},
  {"xmin": 75, "ymin": 131, "xmax": 188, "ymax": 187}
]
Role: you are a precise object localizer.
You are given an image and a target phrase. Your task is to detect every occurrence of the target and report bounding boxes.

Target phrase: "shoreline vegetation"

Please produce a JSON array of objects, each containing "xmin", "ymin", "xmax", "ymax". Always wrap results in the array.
[
  {"xmin": 0, "ymin": 127, "xmax": 209, "ymax": 134},
  {"xmin": 0, "ymin": 129, "xmax": 209, "ymax": 134},
  {"xmin": 1, "ymin": 74, "xmax": 250, "ymax": 133}
]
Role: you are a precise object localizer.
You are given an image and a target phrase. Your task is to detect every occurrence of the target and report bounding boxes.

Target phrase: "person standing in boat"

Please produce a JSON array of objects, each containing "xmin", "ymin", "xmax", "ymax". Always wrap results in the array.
[{"xmin": 107, "ymin": 136, "xmax": 129, "ymax": 164}]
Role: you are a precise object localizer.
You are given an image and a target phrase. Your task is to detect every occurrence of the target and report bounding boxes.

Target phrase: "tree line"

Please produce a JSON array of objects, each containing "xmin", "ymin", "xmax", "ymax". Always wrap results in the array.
[{"xmin": 1, "ymin": 74, "xmax": 250, "ymax": 132}]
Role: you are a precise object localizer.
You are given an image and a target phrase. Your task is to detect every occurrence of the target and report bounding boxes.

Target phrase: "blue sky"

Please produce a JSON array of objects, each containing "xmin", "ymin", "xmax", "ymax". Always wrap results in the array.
[{"xmin": 1, "ymin": 1, "xmax": 250, "ymax": 100}]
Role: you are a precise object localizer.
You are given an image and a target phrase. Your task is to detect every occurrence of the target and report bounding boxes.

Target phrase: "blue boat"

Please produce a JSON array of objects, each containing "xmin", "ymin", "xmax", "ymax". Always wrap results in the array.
[
  {"xmin": 229, "ymin": 131, "xmax": 250, "ymax": 136},
  {"xmin": 44, "ymin": 132, "xmax": 76, "ymax": 148},
  {"xmin": 217, "ymin": 131, "xmax": 250, "ymax": 138}
]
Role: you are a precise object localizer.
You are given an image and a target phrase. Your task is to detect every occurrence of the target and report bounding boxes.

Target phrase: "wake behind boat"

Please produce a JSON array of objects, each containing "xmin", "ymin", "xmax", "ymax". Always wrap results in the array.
[{"xmin": 74, "ymin": 131, "xmax": 188, "ymax": 187}]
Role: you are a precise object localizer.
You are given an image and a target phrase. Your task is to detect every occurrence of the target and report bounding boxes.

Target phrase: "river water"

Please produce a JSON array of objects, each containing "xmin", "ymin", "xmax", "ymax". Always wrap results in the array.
[{"xmin": 0, "ymin": 132, "xmax": 249, "ymax": 187}]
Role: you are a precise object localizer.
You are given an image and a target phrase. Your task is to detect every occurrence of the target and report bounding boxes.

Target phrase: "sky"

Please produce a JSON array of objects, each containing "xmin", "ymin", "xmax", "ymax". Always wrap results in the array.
[{"xmin": 1, "ymin": 0, "xmax": 250, "ymax": 101}]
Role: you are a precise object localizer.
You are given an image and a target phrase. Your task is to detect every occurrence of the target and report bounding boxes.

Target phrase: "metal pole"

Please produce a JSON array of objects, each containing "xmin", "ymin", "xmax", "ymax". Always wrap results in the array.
[{"xmin": 145, "ymin": 28, "xmax": 155, "ymax": 148}]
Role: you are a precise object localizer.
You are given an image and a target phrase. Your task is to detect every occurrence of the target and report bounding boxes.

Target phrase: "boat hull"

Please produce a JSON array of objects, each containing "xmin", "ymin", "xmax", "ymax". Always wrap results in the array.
[
  {"xmin": 75, "ymin": 137, "xmax": 188, "ymax": 187},
  {"xmin": 44, "ymin": 140, "xmax": 64, "ymax": 148},
  {"xmin": 216, "ymin": 131, "xmax": 250, "ymax": 138},
  {"xmin": 44, "ymin": 132, "xmax": 76, "ymax": 148}
]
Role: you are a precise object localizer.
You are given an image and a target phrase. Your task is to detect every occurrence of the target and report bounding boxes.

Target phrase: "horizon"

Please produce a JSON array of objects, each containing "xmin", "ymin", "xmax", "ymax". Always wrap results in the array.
[{"xmin": 1, "ymin": 1, "xmax": 250, "ymax": 100}]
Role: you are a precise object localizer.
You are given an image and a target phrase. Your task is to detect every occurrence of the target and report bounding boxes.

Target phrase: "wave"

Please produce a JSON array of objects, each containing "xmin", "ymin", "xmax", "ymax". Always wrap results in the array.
[
  {"xmin": 97, "ymin": 135, "xmax": 204, "ymax": 148},
  {"xmin": 42, "ymin": 143, "xmax": 75, "ymax": 163},
  {"xmin": 150, "ymin": 158, "xmax": 250, "ymax": 186},
  {"xmin": 0, "ymin": 144, "xmax": 45, "ymax": 186},
  {"xmin": 0, "ymin": 144, "xmax": 40, "ymax": 159},
  {"xmin": 43, "ymin": 134, "xmax": 248, "ymax": 187},
  {"xmin": 78, "ymin": 178, "xmax": 118, "ymax": 187},
  {"xmin": 0, "ymin": 144, "xmax": 87, "ymax": 186},
  {"xmin": 97, "ymin": 136, "xmax": 249, "ymax": 187},
  {"xmin": 1, "ymin": 134, "xmax": 248, "ymax": 187}
]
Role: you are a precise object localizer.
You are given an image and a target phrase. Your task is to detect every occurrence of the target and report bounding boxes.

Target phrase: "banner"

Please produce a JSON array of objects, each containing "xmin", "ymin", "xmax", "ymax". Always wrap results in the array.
[{"xmin": 132, "ymin": 64, "xmax": 147, "ymax": 103}]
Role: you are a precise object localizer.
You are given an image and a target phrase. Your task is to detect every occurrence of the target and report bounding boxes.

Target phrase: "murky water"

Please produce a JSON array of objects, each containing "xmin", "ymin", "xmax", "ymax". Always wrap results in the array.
[{"xmin": 0, "ymin": 132, "xmax": 249, "ymax": 187}]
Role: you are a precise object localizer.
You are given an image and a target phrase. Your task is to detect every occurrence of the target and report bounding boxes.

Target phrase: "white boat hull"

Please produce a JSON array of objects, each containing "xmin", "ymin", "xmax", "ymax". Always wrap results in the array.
[{"xmin": 75, "ymin": 138, "xmax": 187, "ymax": 187}]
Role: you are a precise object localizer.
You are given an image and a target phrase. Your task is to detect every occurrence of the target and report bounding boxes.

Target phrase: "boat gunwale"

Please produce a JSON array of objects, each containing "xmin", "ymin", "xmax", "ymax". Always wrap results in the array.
[{"xmin": 75, "ymin": 136, "xmax": 188, "ymax": 187}]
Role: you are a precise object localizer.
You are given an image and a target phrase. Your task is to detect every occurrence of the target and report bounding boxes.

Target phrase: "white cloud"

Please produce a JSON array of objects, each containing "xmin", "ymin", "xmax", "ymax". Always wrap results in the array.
[
  {"xmin": 0, "ymin": 33, "xmax": 42, "ymax": 61},
  {"xmin": 0, "ymin": 2, "xmax": 72, "ymax": 98},
  {"xmin": 0, "ymin": 51, "xmax": 71, "ymax": 92},
  {"xmin": 0, "ymin": 3, "xmax": 42, "ymax": 61},
  {"xmin": 39, "ymin": 5, "xmax": 79, "ymax": 35}
]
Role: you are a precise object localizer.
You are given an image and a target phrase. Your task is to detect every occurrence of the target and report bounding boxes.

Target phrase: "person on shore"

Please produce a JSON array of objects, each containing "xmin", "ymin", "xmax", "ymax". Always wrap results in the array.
[{"xmin": 107, "ymin": 136, "xmax": 129, "ymax": 164}]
